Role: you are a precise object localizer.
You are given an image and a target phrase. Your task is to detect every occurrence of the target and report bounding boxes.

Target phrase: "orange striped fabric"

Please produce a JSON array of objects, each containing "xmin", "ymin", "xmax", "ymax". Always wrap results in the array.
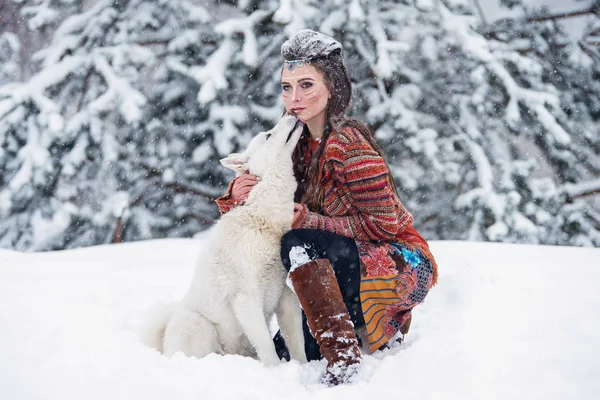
[
  {"xmin": 360, "ymin": 274, "xmax": 401, "ymax": 352},
  {"xmin": 298, "ymin": 127, "xmax": 414, "ymax": 241}
]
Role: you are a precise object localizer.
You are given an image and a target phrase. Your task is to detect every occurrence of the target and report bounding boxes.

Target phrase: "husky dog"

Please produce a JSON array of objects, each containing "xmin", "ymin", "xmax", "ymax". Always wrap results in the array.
[{"xmin": 145, "ymin": 116, "xmax": 306, "ymax": 365}]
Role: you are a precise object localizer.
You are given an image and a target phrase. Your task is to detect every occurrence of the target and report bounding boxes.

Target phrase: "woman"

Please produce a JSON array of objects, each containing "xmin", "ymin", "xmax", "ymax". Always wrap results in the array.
[{"xmin": 216, "ymin": 30, "xmax": 438, "ymax": 385}]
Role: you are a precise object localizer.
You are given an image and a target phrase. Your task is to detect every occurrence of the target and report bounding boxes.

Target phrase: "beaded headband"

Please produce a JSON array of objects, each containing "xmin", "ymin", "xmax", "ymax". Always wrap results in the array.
[{"xmin": 283, "ymin": 58, "xmax": 311, "ymax": 71}]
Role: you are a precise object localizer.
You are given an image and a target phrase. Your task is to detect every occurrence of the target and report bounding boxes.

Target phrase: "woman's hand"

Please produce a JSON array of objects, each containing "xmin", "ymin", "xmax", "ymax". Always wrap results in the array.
[
  {"xmin": 231, "ymin": 173, "xmax": 260, "ymax": 203},
  {"xmin": 292, "ymin": 203, "xmax": 307, "ymax": 228}
]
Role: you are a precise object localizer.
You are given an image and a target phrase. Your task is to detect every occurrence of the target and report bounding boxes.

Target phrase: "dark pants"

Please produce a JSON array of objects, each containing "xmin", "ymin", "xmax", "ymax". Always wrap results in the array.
[{"xmin": 275, "ymin": 228, "xmax": 365, "ymax": 361}]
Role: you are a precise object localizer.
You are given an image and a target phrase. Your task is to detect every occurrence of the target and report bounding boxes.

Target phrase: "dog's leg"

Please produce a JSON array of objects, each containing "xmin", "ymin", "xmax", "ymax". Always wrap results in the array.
[
  {"xmin": 276, "ymin": 287, "xmax": 308, "ymax": 363},
  {"xmin": 232, "ymin": 294, "xmax": 281, "ymax": 366},
  {"xmin": 163, "ymin": 307, "xmax": 221, "ymax": 358}
]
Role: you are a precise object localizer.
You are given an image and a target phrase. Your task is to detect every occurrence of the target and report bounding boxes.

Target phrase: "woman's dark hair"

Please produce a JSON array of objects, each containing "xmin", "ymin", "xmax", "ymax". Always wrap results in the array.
[{"xmin": 283, "ymin": 43, "xmax": 401, "ymax": 212}]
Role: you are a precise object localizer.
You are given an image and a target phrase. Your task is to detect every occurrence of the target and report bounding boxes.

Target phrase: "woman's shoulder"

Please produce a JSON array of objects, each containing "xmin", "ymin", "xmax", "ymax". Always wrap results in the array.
[
  {"xmin": 329, "ymin": 123, "xmax": 361, "ymax": 144},
  {"xmin": 327, "ymin": 121, "xmax": 378, "ymax": 157}
]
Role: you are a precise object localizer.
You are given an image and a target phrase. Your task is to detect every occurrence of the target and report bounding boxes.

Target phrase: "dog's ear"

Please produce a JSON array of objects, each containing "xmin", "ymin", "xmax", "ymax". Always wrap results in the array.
[{"xmin": 220, "ymin": 153, "xmax": 248, "ymax": 173}]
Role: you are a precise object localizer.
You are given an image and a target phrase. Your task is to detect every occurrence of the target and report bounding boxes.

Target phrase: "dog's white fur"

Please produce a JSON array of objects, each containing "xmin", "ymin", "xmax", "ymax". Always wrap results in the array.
[{"xmin": 144, "ymin": 116, "xmax": 307, "ymax": 365}]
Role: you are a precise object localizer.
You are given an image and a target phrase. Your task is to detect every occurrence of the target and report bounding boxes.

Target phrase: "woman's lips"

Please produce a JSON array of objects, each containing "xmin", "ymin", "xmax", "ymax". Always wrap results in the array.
[{"xmin": 291, "ymin": 108, "xmax": 305, "ymax": 113}]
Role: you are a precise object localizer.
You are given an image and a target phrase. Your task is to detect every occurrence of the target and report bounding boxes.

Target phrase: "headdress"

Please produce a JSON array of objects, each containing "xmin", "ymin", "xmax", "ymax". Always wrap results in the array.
[{"xmin": 281, "ymin": 29, "xmax": 342, "ymax": 70}]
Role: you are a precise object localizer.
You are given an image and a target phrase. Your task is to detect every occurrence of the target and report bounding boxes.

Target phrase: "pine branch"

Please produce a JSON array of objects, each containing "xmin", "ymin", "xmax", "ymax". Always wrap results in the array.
[
  {"xmin": 579, "ymin": 40, "xmax": 600, "ymax": 62},
  {"xmin": 472, "ymin": 0, "xmax": 487, "ymax": 25},
  {"xmin": 76, "ymin": 69, "xmax": 92, "ymax": 113},
  {"xmin": 561, "ymin": 179, "xmax": 600, "ymax": 202},
  {"xmin": 525, "ymin": 5, "xmax": 599, "ymax": 23},
  {"xmin": 484, "ymin": 4, "xmax": 600, "ymax": 38},
  {"xmin": 162, "ymin": 182, "xmax": 217, "ymax": 200},
  {"xmin": 180, "ymin": 212, "xmax": 216, "ymax": 225},
  {"xmin": 569, "ymin": 188, "xmax": 600, "ymax": 200},
  {"xmin": 421, "ymin": 214, "xmax": 439, "ymax": 224},
  {"xmin": 138, "ymin": 165, "xmax": 218, "ymax": 200}
]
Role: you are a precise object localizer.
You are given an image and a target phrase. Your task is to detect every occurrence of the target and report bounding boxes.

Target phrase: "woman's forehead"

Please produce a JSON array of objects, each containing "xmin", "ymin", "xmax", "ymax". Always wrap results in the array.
[{"xmin": 281, "ymin": 65, "xmax": 323, "ymax": 82}]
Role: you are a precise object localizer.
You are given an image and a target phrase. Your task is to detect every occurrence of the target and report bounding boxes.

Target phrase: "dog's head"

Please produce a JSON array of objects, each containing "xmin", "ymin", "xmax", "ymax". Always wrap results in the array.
[{"xmin": 220, "ymin": 115, "xmax": 304, "ymax": 177}]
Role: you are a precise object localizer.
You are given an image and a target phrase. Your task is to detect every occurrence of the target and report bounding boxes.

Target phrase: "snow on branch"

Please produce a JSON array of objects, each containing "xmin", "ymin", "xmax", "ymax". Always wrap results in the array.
[
  {"xmin": 168, "ymin": 38, "xmax": 236, "ymax": 105},
  {"xmin": 215, "ymin": 9, "xmax": 271, "ymax": 68},
  {"xmin": 525, "ymin": 4, "xmax": 600, "ymax": 23},
  {"xmin": 274, "ymin": 0, "xmax": 319, "ymax": 36},
  {"xmin": 180, "ymin": 0, "xmax": 211, "ymax": 24},
  {"xmin": 452, "ymin": 127, "xmax": 512, "ymax": 240},
  {"xmin": 440, "ymin": 3, "xmax": 571, "ymax": 145},
  {"xmin": 489, "ymin": 62, "xmax": 570, "ymax": 145},
  {"xmin": 0, "ymin": 55, "xmax": 87, "ymax": 137},
  {"xmin": 209, "ymin": 103, "xmax": 249, "ymax": 156},
  {"xmin": 20, "ymin": 0, "xmax": 61, "ymax": 30},
  {"xmin": 320, "ymin": 9, "xmax": 346, "ymax": 37},
  {"xmin": 91, "ymin": 55, "xmax": 147, "ymax": 124},
  {"xmin": 366, "ymin": 5, "xmax": 410, "ymax": 79},
  {"xmin": 348, "ymin": 0, "xmax": 365, "ymax": 21},
  {"xmin": 561, "ymin": 179, "xmax": 600, "ymax": 200}
]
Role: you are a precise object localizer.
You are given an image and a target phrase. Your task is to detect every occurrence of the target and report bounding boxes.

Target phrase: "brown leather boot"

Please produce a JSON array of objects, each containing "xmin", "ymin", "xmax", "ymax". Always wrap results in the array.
[{"xmin": 288, "ymin": 259, "xmax": 362, "ymax": 385}]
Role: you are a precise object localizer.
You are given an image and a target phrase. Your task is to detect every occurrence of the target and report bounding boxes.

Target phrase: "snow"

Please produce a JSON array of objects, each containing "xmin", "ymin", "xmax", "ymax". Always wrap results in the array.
[
  {"xmin": 281, "ymin": 29, "xmax": 342, "ymax": 60},
  {"xmin": 562, "ymin": 179, "xmax": 600, "ymax": 199},
  {"xmin": 348, "ymin": 0, "xmax": 365, "ymax": 21},
  {"xmin": 273, "ymin": 0, "xmax": 294, "ymax": 24},
  {"xmin": 319, "ymin": 10, "xmax": 346, "ymax": 37},
  {"xmin": 1, "ymin": 239, "xmax": 599, "ymax": 399},
  {"xmin": 30, "ymin": 205, "xmax": 74, "ymax": 251},
  {"xmin": 479, "ymin": 0, "xmax": 593, "ymax": 40},
  {"xmin": 288, "ymin": 245, "xmax": 312, "ymax": 270},
  {"xmin": 285, "ymin": 245, "xmax": 313, "ymax": 293},
  {"xmin": 214, "ymin": 10, "xmax": 271, "ymax": 68}
]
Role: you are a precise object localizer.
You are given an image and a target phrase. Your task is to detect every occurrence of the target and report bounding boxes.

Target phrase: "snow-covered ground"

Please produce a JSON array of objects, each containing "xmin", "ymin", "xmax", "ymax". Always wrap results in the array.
[{"xmin": 1, "ymin": 237, "xmax": 599, "ymax": 399}]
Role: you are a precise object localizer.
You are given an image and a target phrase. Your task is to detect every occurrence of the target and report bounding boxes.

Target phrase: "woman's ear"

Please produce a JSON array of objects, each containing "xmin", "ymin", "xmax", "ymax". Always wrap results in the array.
[{"xmin": 220, "ymin": 153, "xmax": 248, "ymax": 173}]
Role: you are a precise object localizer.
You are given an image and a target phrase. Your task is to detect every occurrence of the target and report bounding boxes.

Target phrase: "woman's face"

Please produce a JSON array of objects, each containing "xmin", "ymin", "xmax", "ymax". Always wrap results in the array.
[{"xmin": 281, "ymin": 64, "xmax": 330, "ymax": 124}]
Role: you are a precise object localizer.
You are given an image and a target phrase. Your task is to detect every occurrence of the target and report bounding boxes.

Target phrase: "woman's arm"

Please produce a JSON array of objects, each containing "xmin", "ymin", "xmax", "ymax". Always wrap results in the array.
[
  {"xmin": 215, "ymin": 178, "xmax": 243, "ymax": 215},
  {"xmin": 215, "ymin": 174, "xmax": 260, "ymax": 215}
]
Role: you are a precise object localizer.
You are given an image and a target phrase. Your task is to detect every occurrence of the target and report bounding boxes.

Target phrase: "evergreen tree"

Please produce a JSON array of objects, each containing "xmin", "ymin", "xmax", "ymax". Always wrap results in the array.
[{"xmin": 0, "ymin": 0, "xmax": 224, "ymax": 250}]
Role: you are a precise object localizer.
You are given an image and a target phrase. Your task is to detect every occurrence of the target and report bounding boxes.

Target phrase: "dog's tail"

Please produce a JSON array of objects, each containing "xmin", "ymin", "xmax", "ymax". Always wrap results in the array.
[{"xmin": 138, "ymin": 301, "xmax": 177, "ymax": 353}]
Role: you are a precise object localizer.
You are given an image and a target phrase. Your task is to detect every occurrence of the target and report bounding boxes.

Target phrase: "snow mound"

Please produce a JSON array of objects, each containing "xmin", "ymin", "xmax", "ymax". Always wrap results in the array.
[{"xmin": 0, "ymin": 239, "xmax": 599, "ymax": 399}]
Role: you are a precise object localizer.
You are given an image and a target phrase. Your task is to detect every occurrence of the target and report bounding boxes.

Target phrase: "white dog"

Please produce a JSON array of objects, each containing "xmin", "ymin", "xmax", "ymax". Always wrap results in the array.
[{"xmin": 145, "ymin": 116, "xmax": 307, "ymax": 366}]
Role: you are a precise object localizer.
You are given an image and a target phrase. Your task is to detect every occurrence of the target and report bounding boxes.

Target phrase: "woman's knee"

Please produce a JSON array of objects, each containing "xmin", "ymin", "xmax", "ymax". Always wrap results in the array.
[{"xmin": 280, "ymin": 229, "xmax": 317, "ymax": 271}]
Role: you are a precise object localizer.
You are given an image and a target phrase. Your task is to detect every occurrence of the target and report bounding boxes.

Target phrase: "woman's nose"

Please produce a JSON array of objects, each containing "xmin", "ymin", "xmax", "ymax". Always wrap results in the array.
[{"xmin": 292, "ymin": 88, "xmax": 302, "ymax": 102}]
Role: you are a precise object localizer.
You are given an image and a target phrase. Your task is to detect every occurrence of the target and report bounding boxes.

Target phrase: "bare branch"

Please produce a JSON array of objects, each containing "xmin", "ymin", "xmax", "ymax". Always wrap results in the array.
[
  {"xmin": 526, "ymin": 5, "xmax": 599, "ymax": 23},
  {"xmin": 162, "ymin": 182, "xmax": 217, "ymax": 200},
  {"xmin": 472, "ymin": 0, "xmax": 487, "ymax": 25},
  {"xmin": 561, "ymin": 179, "xmax": 600, "ymax": 203},
  {"xmin": 180, "ymin": 212, "xmax": 216, "ymax": 225},
  {"xmin": 579, "ymin": 40, "xmax": 600, "ymax": 62}
]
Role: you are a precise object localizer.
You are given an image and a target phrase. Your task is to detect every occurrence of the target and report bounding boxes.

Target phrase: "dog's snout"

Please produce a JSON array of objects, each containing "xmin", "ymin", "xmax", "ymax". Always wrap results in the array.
[{"xmin": 286, "ymin": 120, "xmax": 303, "ymax": 143}]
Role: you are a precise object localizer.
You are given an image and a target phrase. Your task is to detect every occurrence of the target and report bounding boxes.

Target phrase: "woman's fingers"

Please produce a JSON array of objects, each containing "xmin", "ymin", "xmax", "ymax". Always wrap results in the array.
[
  {"xmin": 231, "ymin": 174, "xmax": 260, "ymax": 201},
  {"xmin": 238, "ymin": 175, "xmax": 259, "ymax": 187}
]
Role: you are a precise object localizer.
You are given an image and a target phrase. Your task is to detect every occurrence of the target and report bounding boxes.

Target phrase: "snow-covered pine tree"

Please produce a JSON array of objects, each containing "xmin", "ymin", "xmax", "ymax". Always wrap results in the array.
[
  {"xmin": 0, "ymin": 0, "xmax": 228, "ymax": 250},
  {"xmin": 478, "ymin": 1, "xmax": 600, "ymax": 245},
  {"xmin": 141, "ymin": 1, "xmax": 283, "ymax": 240},
  {"xmin": 197, "ymin": 0, "xmax": 599, "ymax": 246}
]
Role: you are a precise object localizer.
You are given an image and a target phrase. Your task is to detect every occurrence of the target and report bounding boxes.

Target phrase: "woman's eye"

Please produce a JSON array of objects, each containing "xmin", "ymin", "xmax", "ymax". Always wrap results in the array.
[
  {"xmin": 301, "ymin": 82, "xmax": 313, "ymax": 88},
  {"xmin": 282, "ymin": 85, "xmax": 290, "ymax": 91}
]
